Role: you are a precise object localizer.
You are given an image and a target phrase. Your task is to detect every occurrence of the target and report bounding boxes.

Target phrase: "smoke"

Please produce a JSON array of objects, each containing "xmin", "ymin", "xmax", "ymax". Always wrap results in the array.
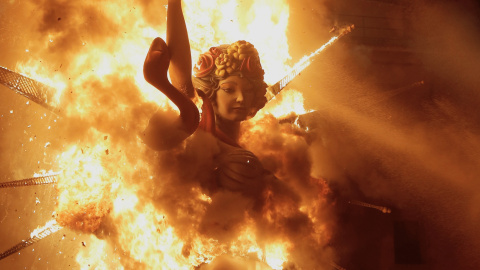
[
  {"xmin": 284, "ymin": 0, "xmax": 480, "ymax": 269},
  {"xmin": 2, "ymin": 0, "xmax": 480, "ymax": 269},
  {"xmin": 0, "ymin": 0, "xmax": 167, "ymax": 267},
  {"xmin": 238, "ymin": 115, "xmax": 335, "ymax": 268},
  {"xmin": 2, "ymin": 0, "xmax": 333, "ymax": 268}
]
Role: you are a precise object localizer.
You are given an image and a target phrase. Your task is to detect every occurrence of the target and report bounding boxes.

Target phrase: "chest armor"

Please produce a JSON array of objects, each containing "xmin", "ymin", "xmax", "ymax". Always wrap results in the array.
[{"xmin": 215, "ymin": 146, "xmax": 264, "ymax": 195}]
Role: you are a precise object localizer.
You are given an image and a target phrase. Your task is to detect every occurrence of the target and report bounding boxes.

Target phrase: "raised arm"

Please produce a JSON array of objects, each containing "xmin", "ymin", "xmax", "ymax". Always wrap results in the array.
[
  {"xmin": 142, "ymin": 0, "xmax": 199, "ymax": 150},
  {"xmin": 166, "ymin": 0, "xmax": 195, "ymax": 98},
  {"xmin": 143, "ymin": 38, "xmax": 199, "ymax": 150}
]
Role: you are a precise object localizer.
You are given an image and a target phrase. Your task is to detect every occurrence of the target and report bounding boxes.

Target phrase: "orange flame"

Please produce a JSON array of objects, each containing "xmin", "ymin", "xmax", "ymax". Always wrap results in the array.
[{"xmin": 16, "ymin": 0, "xmax": 335, "ymax": 268}]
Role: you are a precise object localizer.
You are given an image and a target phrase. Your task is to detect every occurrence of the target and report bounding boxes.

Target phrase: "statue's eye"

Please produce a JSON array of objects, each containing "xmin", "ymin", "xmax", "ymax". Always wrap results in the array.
[{"xmin": 222, "ymin": 88, "xmax": 234, "ymax": 93}]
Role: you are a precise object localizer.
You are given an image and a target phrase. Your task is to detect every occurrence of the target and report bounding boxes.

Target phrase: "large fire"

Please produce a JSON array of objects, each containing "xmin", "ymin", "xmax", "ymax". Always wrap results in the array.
[{"xmin": 11, "ymin": 0, "xmax": 334, "ymax": 268}]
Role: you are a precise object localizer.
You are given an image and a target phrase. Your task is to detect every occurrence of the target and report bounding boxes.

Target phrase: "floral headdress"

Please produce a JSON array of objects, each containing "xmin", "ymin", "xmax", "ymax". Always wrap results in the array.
[{"xmin": 193, "ymin": 40, "xmax": 265, "ymax": 81}]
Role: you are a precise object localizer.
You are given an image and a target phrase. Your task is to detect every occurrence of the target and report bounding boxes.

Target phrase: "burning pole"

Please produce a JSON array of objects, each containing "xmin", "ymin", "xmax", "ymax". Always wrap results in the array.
[
  {"xmin": 0, "ymin": 66, "xmax": 60, "ymax": 115},
  {"xmin": 0, "ymin": 173, "xmax": 59, "ymax": 189},
  {"xmin": 0, "ymin": 66, "xmax": 64, "ymax": 261},
  {"xmin": 349, "ymin": 200, "xmax": 392, "ymax": 214},
  {"xmin": 0, "ymin": 173, "xmax": 61, "ymax": 260},
  {"xmin": 266, "ymin": 25, "xmax": 354, "ymax": 101},
  {"xmin": 0, "ymin": 220, "xmax": 63, "ymax": 260}
]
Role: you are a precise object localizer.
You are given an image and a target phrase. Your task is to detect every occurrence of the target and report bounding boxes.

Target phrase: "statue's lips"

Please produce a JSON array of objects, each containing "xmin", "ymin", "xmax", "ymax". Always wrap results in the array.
[{"xmin": 232, "ymin": 107, "xmax": 246, "ymax": 112}]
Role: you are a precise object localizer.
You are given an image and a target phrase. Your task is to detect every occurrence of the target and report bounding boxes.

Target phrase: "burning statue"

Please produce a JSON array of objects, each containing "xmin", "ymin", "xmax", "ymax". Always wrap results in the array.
[
  {"xmin": 0, "ymin": 0, "xmax": 345, "ymax": 268},
  {"xmin": 140, "ymin": 0, "xmax": 333, "ymax": 268}
]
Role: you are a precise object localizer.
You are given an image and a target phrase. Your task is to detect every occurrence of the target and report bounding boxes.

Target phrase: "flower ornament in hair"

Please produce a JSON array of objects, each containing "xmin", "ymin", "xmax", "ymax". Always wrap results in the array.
[{"xmin": 194, "ymin": 40, "xmax": 265, "ymax": 81}]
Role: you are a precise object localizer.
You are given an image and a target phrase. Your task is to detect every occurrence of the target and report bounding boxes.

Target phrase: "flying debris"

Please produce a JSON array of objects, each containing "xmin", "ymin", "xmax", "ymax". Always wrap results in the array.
[{"xmin": 329, "ymin": 24, "xmax": 354, "ymax": 35}]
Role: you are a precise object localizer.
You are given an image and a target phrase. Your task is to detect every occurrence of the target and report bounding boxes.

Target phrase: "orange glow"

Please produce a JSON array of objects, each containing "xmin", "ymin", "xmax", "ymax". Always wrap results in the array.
[
  {"xmin": 265, "ymin": 243, "xmax": 290, "ymax": 270},
  {"xmin": 184, "ymin": 0, "xmax": 291, "ymax": 84},
  {"xmin": 258, "ymin": 89, "xmax": 312, "ymax": 119},
  {"xmin": 18, "ymin": 0, "xmax": 334, "ymax": 268}
]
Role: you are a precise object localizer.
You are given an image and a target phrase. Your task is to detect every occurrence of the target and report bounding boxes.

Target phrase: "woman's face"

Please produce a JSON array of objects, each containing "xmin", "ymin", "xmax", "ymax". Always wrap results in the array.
[{"xmin": 214, "ymin": 75, "xmax": 255, "ymax": 122}]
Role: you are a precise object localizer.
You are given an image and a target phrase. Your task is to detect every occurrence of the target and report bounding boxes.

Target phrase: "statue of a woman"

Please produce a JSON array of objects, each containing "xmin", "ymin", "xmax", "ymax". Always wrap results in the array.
[
  {"xmin": 143, "ymin": 0, "xmax": 270, "ymax": 198},
  {"xmin": 142, "ymin": 2, "xmax": 332, "ymax": 268}
]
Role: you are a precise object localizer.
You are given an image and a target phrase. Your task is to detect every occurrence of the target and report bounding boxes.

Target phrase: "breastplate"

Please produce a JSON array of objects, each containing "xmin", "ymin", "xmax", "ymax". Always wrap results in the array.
[{"xmin": 215, "ymin": 147, "xmax": 264, "ymax": 195}]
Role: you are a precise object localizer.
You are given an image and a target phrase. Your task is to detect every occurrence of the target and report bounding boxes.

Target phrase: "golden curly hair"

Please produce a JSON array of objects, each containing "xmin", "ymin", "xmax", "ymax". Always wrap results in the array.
[{"xmin": 192, "ymin": 42, "xmax": 268, "ymax": 118}]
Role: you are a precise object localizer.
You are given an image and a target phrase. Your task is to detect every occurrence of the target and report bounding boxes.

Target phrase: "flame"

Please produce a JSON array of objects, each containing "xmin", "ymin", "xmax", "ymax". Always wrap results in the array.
[
  {"xmin": 15, "ymin": 0, "xmax": 334, "ymax": 268},
  {"xmin": 184, "ymin": 0, "xmax": 291, "ymax": 84},
  {"xmin": 258, "ymin": 89, "xmax": 313, "ymax": 119},
  {"xmin": 264, "ymin": 243, "xmax": 290, "ymax": 270},
  {"xmin": 30, "ymin": 220, "xmax": 60, "ymax": 239},
  {"xmin": 55, "ymin": 143, "xmax": 115, "ymax": 232}
]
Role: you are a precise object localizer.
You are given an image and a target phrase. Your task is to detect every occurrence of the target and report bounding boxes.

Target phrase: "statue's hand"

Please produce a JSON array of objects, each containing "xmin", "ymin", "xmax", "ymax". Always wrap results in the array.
[{"xmin": 144, "ymin": 37, "xmax": 171, "ymax": 89}]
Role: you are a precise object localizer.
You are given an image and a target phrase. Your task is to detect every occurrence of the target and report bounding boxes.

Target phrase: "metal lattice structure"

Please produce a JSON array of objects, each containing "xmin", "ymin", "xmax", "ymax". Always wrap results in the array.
[
  {"xmin": 266, "ymin": 25, "xmax": 354, "ymax": 101},
  {"xmin": 0, "ymin": 220, "xmax": 63, "ymax": 260},
  {"xmin": 0, "ymin": 174, "xmax": 59, "ymax": 189},
  {"xmin": 0, "ymin": 66, "xmax": 58, "ymax": 113}
]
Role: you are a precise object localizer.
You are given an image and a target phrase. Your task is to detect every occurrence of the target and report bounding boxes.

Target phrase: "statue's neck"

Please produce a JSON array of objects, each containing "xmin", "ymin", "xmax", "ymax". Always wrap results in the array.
[{"xmin": 215, "ymin": 116, "xmax": 241, "ymax": 143}]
